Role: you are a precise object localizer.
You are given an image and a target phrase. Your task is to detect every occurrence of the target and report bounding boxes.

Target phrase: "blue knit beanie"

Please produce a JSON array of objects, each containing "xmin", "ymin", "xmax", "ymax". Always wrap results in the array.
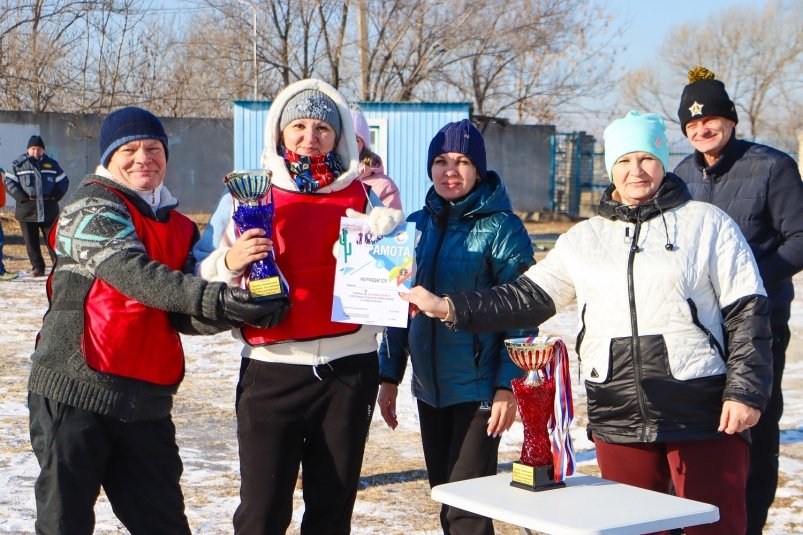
[
  {"xmin": 27, "ymin": 135, "xmax": 45, "ymax": 149},
  {"xmin": 427, "ymin": 119, "xmax": 486, "ymax": 180},
  {"xmin": 603, "ymin": 111, "xmax": 669, "ymax": 182},
  {"xmin": 100, "ymin": 107, "xmax": 169, "ymax": 167}
]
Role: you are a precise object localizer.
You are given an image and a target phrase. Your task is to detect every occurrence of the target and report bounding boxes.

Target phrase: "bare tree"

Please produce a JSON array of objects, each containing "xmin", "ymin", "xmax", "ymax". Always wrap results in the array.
[
  {"xmin": 353, "ymin": 0, "xmax": 473, "ymax": 101},
  {"xmin": 317, "ymin": 0, "xmax": 349, "ymax": 88},
  {"xmin": 0, "ymin": 0, "xmax": 625, "ymax": 128},
  {"xmin": 440, "ymin": 0, "xmax": 617, "ymax": 123},
  {"xmin": 621, "ymin": 0, "xmax": 803, "ymax": 149},
  {"xmin": 0, "ymin": 0, "xmax": 97, "ymax": 111}
]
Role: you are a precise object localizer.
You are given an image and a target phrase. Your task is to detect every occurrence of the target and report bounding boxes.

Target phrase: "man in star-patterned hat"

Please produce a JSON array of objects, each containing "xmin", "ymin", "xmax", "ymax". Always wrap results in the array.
[{"xmin": 674, "ymin": 66, "xmax": 803, "ymax": 535}]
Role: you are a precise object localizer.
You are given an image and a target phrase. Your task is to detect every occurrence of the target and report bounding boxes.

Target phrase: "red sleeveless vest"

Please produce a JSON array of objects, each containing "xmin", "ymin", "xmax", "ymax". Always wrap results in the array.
[
  {"xmin": 241, "ymin": 180, "xmax": 368, "ymax": 345},
  {"xmin": 80, "ymin": 186, "xmax": 196, "ymax": 385}
]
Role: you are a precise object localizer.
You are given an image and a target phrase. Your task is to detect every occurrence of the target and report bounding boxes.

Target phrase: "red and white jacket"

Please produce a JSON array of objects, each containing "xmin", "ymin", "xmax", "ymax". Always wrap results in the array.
[{"xmin": 197, "ymin": 79, "xmax": 385, "ymax": 365}]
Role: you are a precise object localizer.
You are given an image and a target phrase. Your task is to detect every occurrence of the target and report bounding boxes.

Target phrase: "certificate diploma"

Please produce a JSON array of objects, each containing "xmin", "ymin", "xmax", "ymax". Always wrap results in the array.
[{"xmin": 332, "ymin": 217, "xmax": 416, "ymax": 328}]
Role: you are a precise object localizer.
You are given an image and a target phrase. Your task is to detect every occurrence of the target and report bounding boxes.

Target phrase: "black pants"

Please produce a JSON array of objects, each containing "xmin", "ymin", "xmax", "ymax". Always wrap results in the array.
[
  {"xmin": 28, "ymin": 393, "xmax": 190, "ymax": 535},
  {"xmin": 20, "ymin": 220, "xmax": 56, "ymax": 272},
  {"xmin": 233, "ymin": 352, "xmax": 378, "ymax": 535},
  {"xmin": 418, "ymin": 399, "xmax": 501, "ymax": 535},
  {"xmin": 746, "ymin": 322, "xmax": 789, "ymax": 534}
]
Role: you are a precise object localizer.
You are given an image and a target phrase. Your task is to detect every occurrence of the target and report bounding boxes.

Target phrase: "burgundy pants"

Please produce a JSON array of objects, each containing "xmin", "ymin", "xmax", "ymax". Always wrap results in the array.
[{"xmin": 594, "ymin": 434, "xmax": 748, "ymax": 535}]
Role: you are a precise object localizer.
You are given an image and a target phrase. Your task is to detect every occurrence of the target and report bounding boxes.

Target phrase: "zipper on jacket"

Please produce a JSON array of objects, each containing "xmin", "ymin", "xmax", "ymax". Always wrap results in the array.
[
  {"xmin": 686, "ymin": 298, "xmax": 726, "ymax": 362},
  {"xmin": 429, "ymin": 217, "xmax": 448, "ymax": 407},
  {"xmin": 702, "ymin": 168, "xmax": 714, "ymax": 204},
  {"xmin": 628, "ymin": 219, "xmax": 650, "ymax": 441},
  {"xmin": 575, "ymin": 303, "xmax": 587, "ymax": 383}
]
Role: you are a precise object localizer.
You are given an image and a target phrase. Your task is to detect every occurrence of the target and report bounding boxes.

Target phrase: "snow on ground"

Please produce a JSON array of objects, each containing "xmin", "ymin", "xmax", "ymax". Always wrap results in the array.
[{"xmin": 0, "ymin": 273, "xmax": 801, "ymax": 534}]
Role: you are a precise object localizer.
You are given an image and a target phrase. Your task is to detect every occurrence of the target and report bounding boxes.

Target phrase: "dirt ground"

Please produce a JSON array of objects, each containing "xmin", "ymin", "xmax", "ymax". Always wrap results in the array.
[
  {"xmin": 0, "ymin": 212, "xmax": 572, "ymax": 534},
  {"xmin": 1, "ymin": 212, "xmax": 800, "ymax": 534}
]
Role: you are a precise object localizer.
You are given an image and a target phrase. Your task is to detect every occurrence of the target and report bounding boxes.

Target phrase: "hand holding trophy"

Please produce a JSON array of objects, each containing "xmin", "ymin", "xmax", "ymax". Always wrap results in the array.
[
  {"xmin": 224, "ymin": 170, "xmax": 289, "ymax": 301},
  {"xmin": 505, "ymin": 336, "xmax": 575, "ymax": 491}
]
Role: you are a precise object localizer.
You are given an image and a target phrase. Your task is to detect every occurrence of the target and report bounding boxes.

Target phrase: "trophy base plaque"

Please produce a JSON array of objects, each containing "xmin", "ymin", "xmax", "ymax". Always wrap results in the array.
[
  {"xmin": 248, "ymin": 276, "xmax": 289, "ymax": 302},
  {"xmin": 510, "ymin": 461, "xmax": 566, "ymax": 492}
]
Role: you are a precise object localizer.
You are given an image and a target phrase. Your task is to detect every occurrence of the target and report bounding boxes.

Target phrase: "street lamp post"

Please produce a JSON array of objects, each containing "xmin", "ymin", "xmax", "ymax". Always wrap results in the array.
[{"xmin": 238, "ymin": 0, "xmax": 258, "ymax": 100}]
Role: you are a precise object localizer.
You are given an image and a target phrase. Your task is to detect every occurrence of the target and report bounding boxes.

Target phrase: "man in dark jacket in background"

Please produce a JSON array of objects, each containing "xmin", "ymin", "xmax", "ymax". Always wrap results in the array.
[
  {"xmin": 3, "ymin": 135, "xmax": 69, "ymax": 276},
  {"xmin": 674, "ymin": 66, "xmax": 803, "ymax": 535}
]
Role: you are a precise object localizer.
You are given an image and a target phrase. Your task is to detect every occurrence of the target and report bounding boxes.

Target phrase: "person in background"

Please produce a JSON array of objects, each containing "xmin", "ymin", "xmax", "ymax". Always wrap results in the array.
[
  {"xmin": 4, "ymin": 135, "xmax": 69, "ymax": 276},
  {"xmin": 402, "ymin": 111, "xmax": 773, "ymax": 535},
  {"xmin": 673, "ymin": 66, "xmax": 803, "ymax": 535},
  {"xmin": 351, "ymin": 104, "xmax": 403, "ymax": 210},
  {"xmin": 377, "ymin": 119, "xmax": 535, "ymax": 535},
  {"xmin": 0, "ymin": 166, "xmax": 16, "ymax": 280},
  {"xmin": 194, "ymin": 79, "xmax": 404, "ymax": 535},
  {"xmin": 27, "ymin": 106, "xmax": 286, "ymax": 535}
]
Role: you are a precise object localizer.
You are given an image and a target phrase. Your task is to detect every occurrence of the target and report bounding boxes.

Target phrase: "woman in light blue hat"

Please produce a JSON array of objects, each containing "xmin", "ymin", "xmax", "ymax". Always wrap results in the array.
[{"xmin": 400, "ymin": 111, "xmax": 772, "ymax": 534}]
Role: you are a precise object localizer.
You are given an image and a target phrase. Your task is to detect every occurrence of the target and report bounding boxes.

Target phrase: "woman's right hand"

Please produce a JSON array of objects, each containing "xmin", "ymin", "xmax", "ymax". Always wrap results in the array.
[
  {"xmin": 378, "ymin": 382, "xmax": 399, "ymax": 430},
  {"xmin": 400, "ymin": 286, "xmax": 449, "ymax": 320},
  {"xmin": 224, "ymin": 228, "xmax": 272, "ymax": 272}
]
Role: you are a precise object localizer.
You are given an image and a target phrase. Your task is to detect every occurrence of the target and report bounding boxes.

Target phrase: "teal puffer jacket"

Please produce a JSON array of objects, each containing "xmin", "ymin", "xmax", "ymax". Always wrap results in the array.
[{"xmin": 379, "ymin": 171, "xmax": 535, "ymax": 407}]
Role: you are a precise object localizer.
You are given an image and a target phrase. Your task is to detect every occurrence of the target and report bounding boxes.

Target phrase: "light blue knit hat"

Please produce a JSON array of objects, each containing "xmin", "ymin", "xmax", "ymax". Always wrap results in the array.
[{"xmin": 603, "ymin": 111, "xmax": 669, "ymax": 182}]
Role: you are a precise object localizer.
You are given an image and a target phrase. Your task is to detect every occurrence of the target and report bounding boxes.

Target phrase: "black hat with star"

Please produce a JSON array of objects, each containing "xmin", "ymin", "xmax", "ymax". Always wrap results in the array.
[{"xmin": 677, "ymin": 66, "xmax": 738, "ymax": 135}]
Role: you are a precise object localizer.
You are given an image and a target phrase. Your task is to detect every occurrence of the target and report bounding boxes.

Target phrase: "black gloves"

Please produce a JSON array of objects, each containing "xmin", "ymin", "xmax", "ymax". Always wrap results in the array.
[
  {"xmin": 217, "ymin": 286, "xmax": 291, "ymax": 328},
  {"xmin": 250, "ymin": 297, "xmax": 291, "ymax": 328}
]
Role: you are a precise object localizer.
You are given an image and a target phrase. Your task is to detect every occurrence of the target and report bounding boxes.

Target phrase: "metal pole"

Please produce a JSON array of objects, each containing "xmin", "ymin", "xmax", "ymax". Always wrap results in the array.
[
  {"xmin": 357, "ymin": 0, "xmax": 368, "ymax": 100},
  {"xmin": 238, "ymin": 0, "xmax": 258, "ymax": 100},
  {"xmin": 251, "ymin": 6, "xmax": 257, "ymax": 100}
]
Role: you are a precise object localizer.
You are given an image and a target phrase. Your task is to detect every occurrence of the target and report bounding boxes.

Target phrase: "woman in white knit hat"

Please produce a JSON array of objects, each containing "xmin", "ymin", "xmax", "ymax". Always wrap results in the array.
[
  {"xmin": 195, "ymin": 79, "xmax": 403, "ymax": 535},
  {"xmin": 400, "ymin": 111, "xmax": 772, "ymax": 535}
]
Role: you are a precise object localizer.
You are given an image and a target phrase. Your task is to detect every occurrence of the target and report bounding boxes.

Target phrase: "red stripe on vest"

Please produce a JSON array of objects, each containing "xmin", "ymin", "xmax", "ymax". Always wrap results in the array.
[
  {"xmin": 81, "ymin": 185, "xmax": 196, "ymax": 385},
  {"xmin": 242, "ymin": 180, "xmax": 368, "ymax": 346}
]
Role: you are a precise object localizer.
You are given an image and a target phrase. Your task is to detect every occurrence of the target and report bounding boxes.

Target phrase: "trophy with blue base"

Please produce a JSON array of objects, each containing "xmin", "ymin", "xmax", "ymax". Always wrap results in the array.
[
  {"xmin": 224, "ymin": 170, "xmax": 289, "ymax": 301},
  {"xmin": 505, "ymin": 336, "xmax": 575, "ymax": 491}
]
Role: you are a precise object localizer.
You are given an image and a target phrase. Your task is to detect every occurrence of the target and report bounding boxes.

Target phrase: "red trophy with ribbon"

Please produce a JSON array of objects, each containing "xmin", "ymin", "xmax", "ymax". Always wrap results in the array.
[{"xmin": 505, "ymin": 336, "xmax": 575, "ymax": 491}]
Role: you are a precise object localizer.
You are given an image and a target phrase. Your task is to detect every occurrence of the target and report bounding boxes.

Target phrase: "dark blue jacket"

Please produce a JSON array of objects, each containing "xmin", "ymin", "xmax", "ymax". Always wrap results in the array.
[
  {"xmin": 5, "ymin": 153, "xmax": 69, "ymax": 223},
  {"xmin": 379, "ymin": 171, "xmax": 535, "ymax": 407},
  {"xmin": 674, "ymin": 136, "xmax": 803, "ymax": 324}
]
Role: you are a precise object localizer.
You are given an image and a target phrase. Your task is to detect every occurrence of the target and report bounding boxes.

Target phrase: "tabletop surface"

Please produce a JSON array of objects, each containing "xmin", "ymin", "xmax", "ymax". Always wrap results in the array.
[{"xmin": 431, "ymin": 472, "xmax": 719, "ymax": 535}]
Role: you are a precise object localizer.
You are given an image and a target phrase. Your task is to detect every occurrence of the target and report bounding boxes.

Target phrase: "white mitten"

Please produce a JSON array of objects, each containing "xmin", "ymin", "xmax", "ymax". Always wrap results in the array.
[{"xmin": 346, "ymin": 207, "xmax": 405, "ymax": 236}]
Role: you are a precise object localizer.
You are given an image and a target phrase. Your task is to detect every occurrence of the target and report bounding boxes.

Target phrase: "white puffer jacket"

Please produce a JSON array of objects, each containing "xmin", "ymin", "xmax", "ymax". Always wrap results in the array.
[
  {"xmin": 448, "ymin": 174, "xmax": 773, "ymax": 443},
  {"xmin": 531, "ymin": 197, "xmax": 762, "ymax": 385}
]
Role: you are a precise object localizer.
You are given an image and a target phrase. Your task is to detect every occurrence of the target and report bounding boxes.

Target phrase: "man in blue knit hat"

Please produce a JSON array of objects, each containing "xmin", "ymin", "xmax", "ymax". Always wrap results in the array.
[
  {"xmin": 27, "ymin": 106, "xmax": 289, "ymax": 535},
  {"xmin": 4, "ymin": 135, "xmax": 69, "ymax": 276}
]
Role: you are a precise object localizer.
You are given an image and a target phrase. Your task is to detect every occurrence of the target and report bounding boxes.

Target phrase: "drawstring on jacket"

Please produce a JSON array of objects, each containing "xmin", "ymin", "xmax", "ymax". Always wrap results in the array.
[{"xmin": 654, "ymin": 200, "xmax": 675, "ymax": 251}]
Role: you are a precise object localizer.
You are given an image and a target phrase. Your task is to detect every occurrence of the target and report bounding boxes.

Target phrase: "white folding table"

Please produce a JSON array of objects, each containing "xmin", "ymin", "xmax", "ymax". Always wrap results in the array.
[{"xmin": 431, "ymin": 473, "xmax": 719, "ymax": 535}]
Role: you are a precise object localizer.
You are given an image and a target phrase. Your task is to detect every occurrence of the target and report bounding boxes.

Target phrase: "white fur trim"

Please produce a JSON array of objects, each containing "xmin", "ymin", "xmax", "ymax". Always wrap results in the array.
[{"xmin": 260, "ymin": 79, "xmax": 360, "ymax": 193}]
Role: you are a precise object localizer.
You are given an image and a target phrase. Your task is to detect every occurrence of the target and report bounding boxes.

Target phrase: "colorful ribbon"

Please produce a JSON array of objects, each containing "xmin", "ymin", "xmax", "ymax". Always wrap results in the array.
[{"xmin": 522, "ymin": 336, "xmax": 575, "ymax": 482}]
